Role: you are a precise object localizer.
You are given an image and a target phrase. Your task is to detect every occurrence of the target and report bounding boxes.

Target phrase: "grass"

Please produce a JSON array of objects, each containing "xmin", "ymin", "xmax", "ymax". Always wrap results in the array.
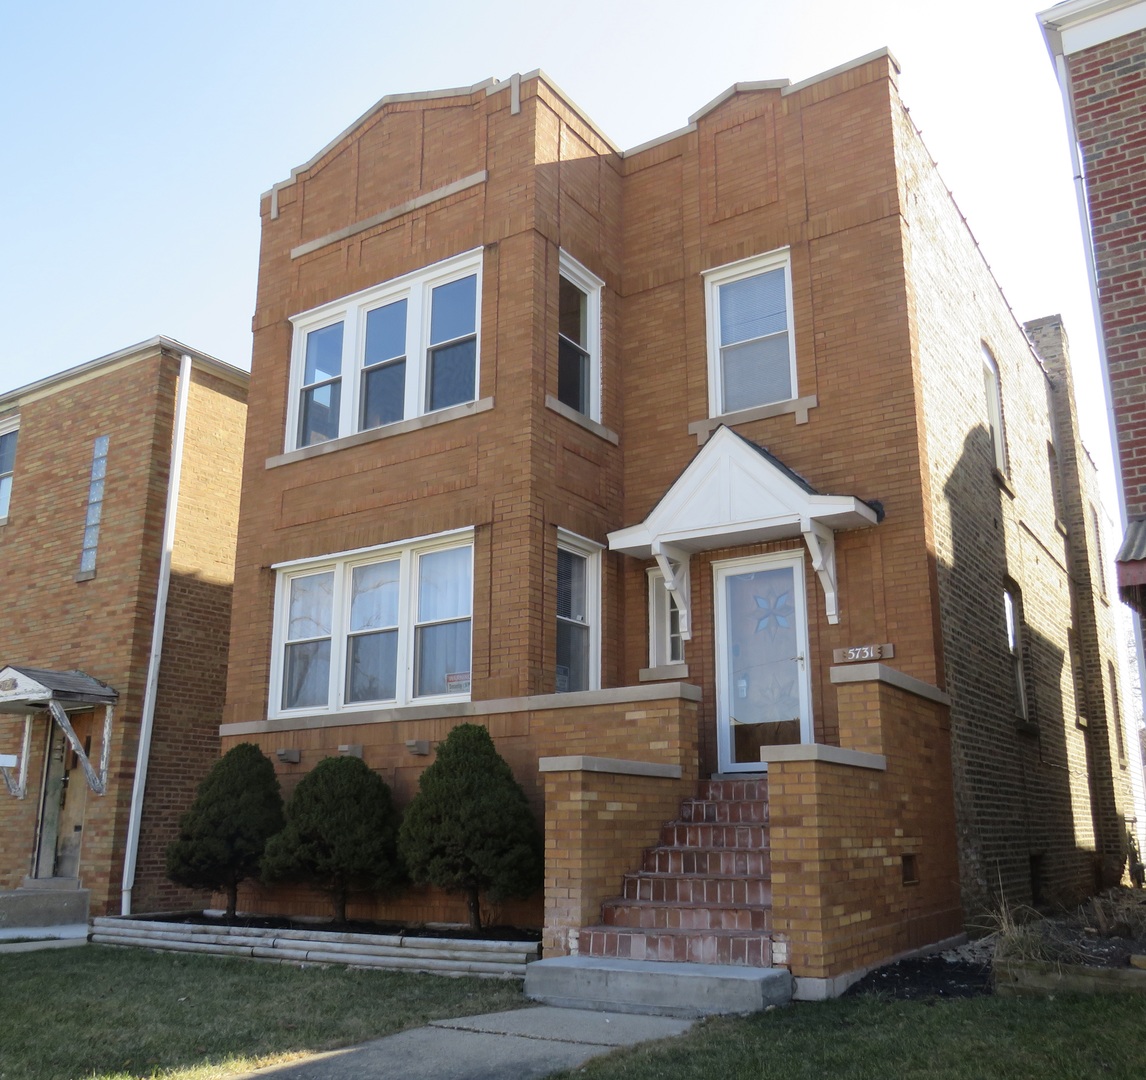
[
  {"xmin": 0, "ymin": 944, "xmax": 527, "ymax": 1080},
  {"xmin": 547, "ymin": 993, "xmax": 1146, "ymax": 1080}
]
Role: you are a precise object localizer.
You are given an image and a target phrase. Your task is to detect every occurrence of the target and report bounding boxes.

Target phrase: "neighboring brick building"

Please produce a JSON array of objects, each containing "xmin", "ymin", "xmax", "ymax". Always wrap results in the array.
[
  {"xmin": 1039, "ymin": 0, "xmax": 1146, "ymax": 863},
  {"xmin": 0, "ymin": 338, "xmax": 247, "ymax": 922},
  {"xmin": 220, "ymin": 53, "xmax": 1132, "ymax": 997}
]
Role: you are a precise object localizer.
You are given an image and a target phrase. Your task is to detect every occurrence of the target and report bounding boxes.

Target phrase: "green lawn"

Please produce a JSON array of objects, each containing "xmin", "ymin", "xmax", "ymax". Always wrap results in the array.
[
  {"xmin": 548, "ymin": 993, "xmax": 1146, "ymax": 1080},
  {"xmin": 0, "ymin": 944, "xmax": 527, "ymax": 1080},
  {"xmin": 5, "ymin": 946, "xmax": 1144, "ymax": 1080}
]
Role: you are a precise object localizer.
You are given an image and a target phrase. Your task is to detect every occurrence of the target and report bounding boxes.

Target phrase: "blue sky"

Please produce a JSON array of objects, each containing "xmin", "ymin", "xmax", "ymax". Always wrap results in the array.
[{"xmin": 0, "ymin": 0, "xmax": 1106, "ymax": 490}]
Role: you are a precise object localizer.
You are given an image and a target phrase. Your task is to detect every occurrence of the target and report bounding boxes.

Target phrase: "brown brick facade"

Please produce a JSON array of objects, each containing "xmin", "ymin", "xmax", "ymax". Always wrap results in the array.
[
  {"xmin": 0, "ymin": 342, "xmax": 246, "ymax": 915},
  {"xmin": 222, "ymin": 53, "xmax": 1123, "ymax": 981}
]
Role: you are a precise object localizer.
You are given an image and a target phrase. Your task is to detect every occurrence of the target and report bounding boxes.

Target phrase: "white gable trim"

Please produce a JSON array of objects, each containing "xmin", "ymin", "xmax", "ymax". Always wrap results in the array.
[{"xmin": 607, "ymin": 427, "xmax": 878, "ymax": 631}]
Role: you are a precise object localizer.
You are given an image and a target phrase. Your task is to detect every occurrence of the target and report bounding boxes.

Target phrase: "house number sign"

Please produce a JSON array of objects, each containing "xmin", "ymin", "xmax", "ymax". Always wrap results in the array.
[{"xmin": 832, "ymin": 643, "xmax": 894, "ymax": 663}]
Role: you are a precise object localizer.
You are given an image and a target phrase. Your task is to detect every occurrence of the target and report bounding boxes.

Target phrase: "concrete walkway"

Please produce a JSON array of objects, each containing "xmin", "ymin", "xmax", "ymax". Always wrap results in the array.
[{"xmin": 240, "ymin": 1006, "xmax": 694, "ymax": 1080}]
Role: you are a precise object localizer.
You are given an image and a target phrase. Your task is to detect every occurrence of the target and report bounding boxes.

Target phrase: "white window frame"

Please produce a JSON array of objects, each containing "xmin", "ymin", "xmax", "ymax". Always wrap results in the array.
[
  {"xmin": 557, "ymin": 250, "xmax": 604, "ymax": 423},
  {"xmin": 647, "ymin": 566, "xmax": 685, "ymax": 669},
  {"xmin": 1004, "ymin": 586, "xmax": 1028, "ymax": 721},
  {"xmin": 0, "ymin": 415, "xmax": 18, "ymax": 523},
  {"xmin": 983, "ymin": 346, "xmax": 1008, "ymax": 474},
  {"xmin": 269, "ymin": 530, "xmax": 473, "ymax": 717},
  {"xmin": 285, "ymin": 249, "xmax": 483, "ymax": 451},
  {"xmin": 555, "ymin": 528, "xmax": 602, "ymax": 693},
  {"xmin": 703, "ymin": 248, "xmax": 797, "ymax": 419}
]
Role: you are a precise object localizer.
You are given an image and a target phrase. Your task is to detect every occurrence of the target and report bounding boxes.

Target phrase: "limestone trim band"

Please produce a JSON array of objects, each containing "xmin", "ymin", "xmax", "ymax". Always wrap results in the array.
[
  {"xmin": 828, "ymin": 662, "xmax": 951, "ymax": 706},
  {"xmin": 538, "ymin": 756, "xmax": 683, "ymax": 779}
]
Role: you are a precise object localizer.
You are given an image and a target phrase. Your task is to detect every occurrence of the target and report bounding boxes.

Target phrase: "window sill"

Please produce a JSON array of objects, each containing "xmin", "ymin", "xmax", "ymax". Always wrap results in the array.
[
  {"xmin": 639, "ymin": 663, "xmax": 689, "ymax": 682},
  {"xmin": 74, "ymin": 570, "xmax": 96, "ymax": 583},
  {"xmin": 1014, "ymin": 720, "xmax": 1040, "ymax": 737},
  {"xmin": 993, "ymin": 468, "xmax": 1016, "ymax": 499},
  {"xmin": 689, "ymin": 395, "xmax": 817, "ymax": 445},
  {"xmin": 1055, "ymin": 519, "xmax": 1069, "ymax": 538},
  {"xmin": 267, "ymin": 397, "xmax": 495, "ymax": 469},
  {"xmin": 544, "ymin": 395, "xmax": 619, "ymax": 445}
]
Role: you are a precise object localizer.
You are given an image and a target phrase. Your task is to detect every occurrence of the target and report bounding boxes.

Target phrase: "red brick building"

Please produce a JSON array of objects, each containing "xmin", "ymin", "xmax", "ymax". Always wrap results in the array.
[
  {"xmin": 220, "ymin": 53, "xmax": 1132, "ymax": 998},
  {"xmin": 0, "ymin": 339, "xmax": 247, "ymax": 926},
  {"xmin": 1039, "ymin": 0, "xmax": 1146, "ymax": 860}
]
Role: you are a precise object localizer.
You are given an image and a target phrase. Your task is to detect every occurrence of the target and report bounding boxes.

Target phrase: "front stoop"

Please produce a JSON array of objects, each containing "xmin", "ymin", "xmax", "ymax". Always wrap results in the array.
[
  {"xmin": 531, "ymin": 778, "xmax": 792, "ymax": 1014},
  {"xmin": 525, "ymin": 956, "xmax": 793, "ymax": 1017},
  {"xmin": 582, "ymin": 779, "xmax": 775, "ymax": 967}
]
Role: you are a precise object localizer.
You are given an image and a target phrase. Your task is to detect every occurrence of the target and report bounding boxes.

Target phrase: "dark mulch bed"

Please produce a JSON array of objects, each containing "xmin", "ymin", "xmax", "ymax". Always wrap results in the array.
[
  {"xmin": 143, "ymin": 911, "xmax": 541, "ymax": 942},
  {"xmin": 845, "ymin": 955, "xmax": 993, "ymax": 1000}
]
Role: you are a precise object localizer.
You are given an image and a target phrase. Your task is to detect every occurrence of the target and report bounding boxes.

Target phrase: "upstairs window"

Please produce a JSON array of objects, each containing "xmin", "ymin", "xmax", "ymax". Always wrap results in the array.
[
  {"xmin": 556, "ymin": 251, "xmax": 603, "ymax": 421},
  {"xmin": 1004, "ymin": 585, "xmax": 1028, "ymax": 721},
  {"xmin": 288, "ymin": 250, "xmax": 482, "ymax": 450},
  {"xmin": 705, "ymin": 249, "xmax": 795, "ymax": 417},
  {"xmin": 79, "ymin": 436, "xmax": 109, "ymax": 574},
  {"xmin": 1091, "ymin": 504, "xmax": 1107, "ymax": 599},
  {"xmin": 983, "ymin": 346, "xmax": 1008, "ymax": 474},
  {"xmin": 272, "ymin": 533, "xmax": 473, "ymax": 716},
  {"xmin": 0, "ymin": 417, "xmax": 18, "ymax": 521}
]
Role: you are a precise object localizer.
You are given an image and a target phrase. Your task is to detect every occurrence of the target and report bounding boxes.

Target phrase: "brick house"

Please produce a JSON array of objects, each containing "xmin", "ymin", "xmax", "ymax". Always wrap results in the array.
[
  {"xmin": 0, "ymin": 338, "xmax": 247, "ymax": 925},
  {"xmin": 220, "ymin": 52, "xmax": 1134, "ymax": 997},
  {"xmin": 1039, "ymin": 0, "xmax": 1146, "ymax": 858}
]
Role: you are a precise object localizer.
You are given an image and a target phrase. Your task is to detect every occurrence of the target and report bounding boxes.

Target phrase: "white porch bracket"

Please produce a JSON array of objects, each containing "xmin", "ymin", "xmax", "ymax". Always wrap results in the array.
[
  {"xmin": 0, "ymin": 717, "xmax": 32, "ymax": 798},
  {"xmin": 47, "ymin": 700, "xmax": 113, "ymax": 796},
  {"xmin": 652, "ymin": 541, "xmax": 692, "ymax": 641},
  {"xmin": 801, "ymin": 519, "xmax": 840, "ymax": 625}
]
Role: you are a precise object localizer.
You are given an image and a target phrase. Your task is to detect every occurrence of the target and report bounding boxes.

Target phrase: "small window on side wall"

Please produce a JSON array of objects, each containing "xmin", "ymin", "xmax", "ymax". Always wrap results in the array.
[
  {"xmin": 983, "ymin": 346, "xmax": 1007, "ymax": 475},
  {"xmin": 704, "ymin": 248, "xmax": 795, "ymax": 417},
  {"xmin": 647, "ymin": 567, "xmax": 685, "ymax": 669},
  {"xmin": 1003, "ymin": 584, "xmax": 1028, "ymax": 721},
  {"xmin": 557, "ymin": 251, "xmax": 603, "ymax": 422},
  {"xmin": 79, "ymin": 436, "xmax": 109, "ymax": 574}
]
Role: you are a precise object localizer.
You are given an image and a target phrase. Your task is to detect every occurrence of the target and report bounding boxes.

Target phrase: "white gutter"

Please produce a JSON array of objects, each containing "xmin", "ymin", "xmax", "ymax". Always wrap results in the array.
[{"xmin": 120, "ymin": 353, "xmax": 192, "ymax": 915}]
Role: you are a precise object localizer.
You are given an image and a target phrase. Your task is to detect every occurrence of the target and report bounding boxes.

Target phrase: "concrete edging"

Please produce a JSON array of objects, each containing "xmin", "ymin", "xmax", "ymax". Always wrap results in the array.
[{"xmin": 90, "ymin": 917, "xmax": 539, "ymax": 979}]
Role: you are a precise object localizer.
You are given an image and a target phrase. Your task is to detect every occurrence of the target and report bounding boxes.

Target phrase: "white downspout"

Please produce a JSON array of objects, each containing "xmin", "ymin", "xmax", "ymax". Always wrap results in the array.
[{"xmin": 120, "ymin": 353, "xmax": 192, "ymax": 915}]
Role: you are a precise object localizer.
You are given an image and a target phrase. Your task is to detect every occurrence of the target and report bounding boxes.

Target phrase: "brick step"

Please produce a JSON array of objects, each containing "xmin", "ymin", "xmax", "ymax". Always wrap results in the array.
[
  {"xmin": 642, "ymin": 847, "xmax": 771, "ymax": 876},
  {"xmin": 601, "ymin": 900, "xmax": 771, "ymax": 932},
  {"xmin": 699, "ymin": 779, "xmax": 768, "ymax": 802},
  {"xmin": 679, "ymin": 798, "xmax": 768, "ymax": 823},
  {"xmin": 659, "ymin": 822, "xmax": 767, "ymax": 849},
  {"xmin": 622, "ymin": 873, "xmax": 771, "ymax": 906},
  {"xmin": 580, "ymin": 926, "xmax": 773, "ymax": 967}
]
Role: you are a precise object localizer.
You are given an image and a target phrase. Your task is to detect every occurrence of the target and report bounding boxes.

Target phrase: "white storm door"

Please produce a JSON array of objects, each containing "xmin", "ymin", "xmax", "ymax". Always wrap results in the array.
[{"xmin": 714, "ymin": 552, "xmax": 811, "ymax": 773}]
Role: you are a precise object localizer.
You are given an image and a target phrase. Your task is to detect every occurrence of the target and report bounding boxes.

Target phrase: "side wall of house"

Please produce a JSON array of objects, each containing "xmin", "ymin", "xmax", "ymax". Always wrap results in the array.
[
  {"xmin": 132, "ymin": 365, "xmax": 248, "ymax": 912},
  {"xmin": 899, "ymin": 94, "xmax": 1121, "ymax": 912},
  {"xmin": 0, "ymin": 353, "xmax": 175, "ymax": 914}
]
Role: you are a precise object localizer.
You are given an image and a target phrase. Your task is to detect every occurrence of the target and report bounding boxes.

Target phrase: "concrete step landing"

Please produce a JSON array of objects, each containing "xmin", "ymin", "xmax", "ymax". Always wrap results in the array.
[{"xmin": 525, "ymin": 955, "xmax": 792, "ymax": 1017}]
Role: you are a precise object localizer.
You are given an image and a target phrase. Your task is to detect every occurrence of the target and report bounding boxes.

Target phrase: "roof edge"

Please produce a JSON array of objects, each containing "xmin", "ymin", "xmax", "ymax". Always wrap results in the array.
[{"xmin": 0, "ymin": 336, "xmax": 248, "ymax": 408}]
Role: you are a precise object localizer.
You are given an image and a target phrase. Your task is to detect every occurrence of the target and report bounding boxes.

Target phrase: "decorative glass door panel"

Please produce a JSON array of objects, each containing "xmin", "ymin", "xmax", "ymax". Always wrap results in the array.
[{"xmin": 715, "ymin": 554, "xmax": 810, "ymax": 772}]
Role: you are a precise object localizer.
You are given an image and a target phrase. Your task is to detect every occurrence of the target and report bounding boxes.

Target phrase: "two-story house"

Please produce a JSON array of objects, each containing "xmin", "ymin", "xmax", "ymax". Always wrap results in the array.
[
  {"xmin": 218, "ymin": 52, "xmax": 1135, "ymax": 1001},
  {"xmin": 0, "ymin": 338, "xmax": 247, "ymax": 931}
]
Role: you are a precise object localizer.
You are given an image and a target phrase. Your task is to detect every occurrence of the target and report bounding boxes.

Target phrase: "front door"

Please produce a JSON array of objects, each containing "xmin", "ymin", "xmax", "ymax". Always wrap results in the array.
[
  {"xmin": 33, "ymin": 712, "xmax": 92, "ymax": 879},
  {"xmin": 714, "ymin": 553, "xmax": 811, "ymax": 773}
]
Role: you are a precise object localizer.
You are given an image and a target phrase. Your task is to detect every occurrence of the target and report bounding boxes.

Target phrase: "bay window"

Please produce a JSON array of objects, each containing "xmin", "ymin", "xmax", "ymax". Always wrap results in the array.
[
  {"xmin": 273, "ymin": 532, "xmax": 473, "ymax": 716},
  {"xmin": 287, "ymin": 249, "xmax": 482, "ymax": 451}
]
